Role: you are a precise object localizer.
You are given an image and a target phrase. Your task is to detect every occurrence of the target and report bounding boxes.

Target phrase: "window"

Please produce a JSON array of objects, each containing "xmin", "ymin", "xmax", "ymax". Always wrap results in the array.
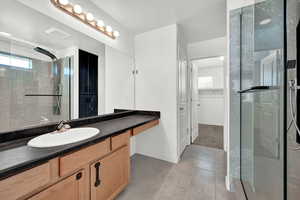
[
  {"xmin": 198, "ymin": 76, "xmax": 213, "ymax": 89},
  {"xmin": 0, "ymin": 53, "xmax": 32, "ymax": 69}
]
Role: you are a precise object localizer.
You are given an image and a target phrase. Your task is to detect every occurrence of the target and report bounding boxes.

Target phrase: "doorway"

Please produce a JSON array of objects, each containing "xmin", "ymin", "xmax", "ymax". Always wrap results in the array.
[{"xmin": 190, "ymin": 56, "xmax": 225, "ymax": 150}]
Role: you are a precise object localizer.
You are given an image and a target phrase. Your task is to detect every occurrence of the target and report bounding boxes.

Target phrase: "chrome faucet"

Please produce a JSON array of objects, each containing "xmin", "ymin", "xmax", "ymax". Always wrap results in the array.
[{"xmin": 56, "ymin": 120, "xmax": 71, "ymax": 131}]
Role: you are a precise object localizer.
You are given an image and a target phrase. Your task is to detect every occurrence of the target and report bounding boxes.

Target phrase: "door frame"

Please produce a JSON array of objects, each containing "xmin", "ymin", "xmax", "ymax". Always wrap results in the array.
[
  {"xmin": 177, "ymin": 47, "xmax": 190, "ymax": 158},
  {"xmin": 188, "ymin": 56, "xmax": 227, "ymax": 151}
]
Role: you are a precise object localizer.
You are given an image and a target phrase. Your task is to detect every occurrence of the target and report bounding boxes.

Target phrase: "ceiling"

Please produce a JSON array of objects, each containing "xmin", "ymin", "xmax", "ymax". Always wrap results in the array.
[{"xmin": 89, "ymin": 0, "xmax": 226, "ymax": 43}]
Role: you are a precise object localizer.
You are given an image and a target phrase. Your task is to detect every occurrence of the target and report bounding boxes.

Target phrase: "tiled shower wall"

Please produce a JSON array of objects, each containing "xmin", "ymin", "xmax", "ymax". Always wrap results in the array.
[
  {"xmin": 229, "ymin": 7, "xmax": 242, "ymax": 183},
  {"xmin": 287, "ymin": 0, "xmax": 300, "ymax": 199},
  {"xmin": 0, "ymin": 53, "xmax": 70, "ymax": 133}
]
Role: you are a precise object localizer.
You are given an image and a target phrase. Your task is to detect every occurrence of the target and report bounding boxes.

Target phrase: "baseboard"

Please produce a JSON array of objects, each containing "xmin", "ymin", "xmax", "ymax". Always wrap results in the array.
[
  {"xmin": 225, "ymin": 175, "xmax": 231, "ymax": 191},
  {"xmin": 191, "ymin": 135, "xmax": 197, "ymax": 143},
  {"xmin": 134, "ymin": 150, "xmax": 179, "ymax": 164},
  {"xmin": 198, "ymin": 123, "xmax": 224, "ymax": 126}
]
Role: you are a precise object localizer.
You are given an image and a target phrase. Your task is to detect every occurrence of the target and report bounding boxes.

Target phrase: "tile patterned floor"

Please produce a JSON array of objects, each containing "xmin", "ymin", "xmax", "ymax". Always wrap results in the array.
[
  {"xmin": 193, "ymin": 124, "xmax": 224, "ymax": 149},
  {"xmin": 117, "ymin": 145, "xmax": 236, "ymax": 200}
]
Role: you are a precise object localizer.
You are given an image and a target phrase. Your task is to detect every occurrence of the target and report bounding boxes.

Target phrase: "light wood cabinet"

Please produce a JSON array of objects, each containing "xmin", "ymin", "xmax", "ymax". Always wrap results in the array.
[
  {"xmin": 28, "ymin": 171, "xmax": 85, "ymax": 200},
  {"xmin": 132, "ymin": 120, "xmax": 159, "ymax": 136},
  {"xmin": 59, "ymin": 138, "xmax": 110, "ymax": 177},
  {"xmin": 0, "ymin": 163, "xmax": 51, "ymax": 200},
  {"xmin": 91, "ymin": 145, "xmax": 130, "ymax": 200},
  {"xmin": 111, "ymin": 130, "xmax": 131, "ymax": 151},
  {"xmin": 0, "ymin": 120, "xmax": 159, "ymax": 200}
]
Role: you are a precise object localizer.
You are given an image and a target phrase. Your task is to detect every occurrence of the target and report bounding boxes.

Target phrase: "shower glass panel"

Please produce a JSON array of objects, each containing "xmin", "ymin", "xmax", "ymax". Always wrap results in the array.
[
  {"xmin": 0, "ymin": 37, "xmax": 71, "ymax": 133},
  {"xmin": 240, "ymin": 0, "xmax": 285, "ymax": 199}
]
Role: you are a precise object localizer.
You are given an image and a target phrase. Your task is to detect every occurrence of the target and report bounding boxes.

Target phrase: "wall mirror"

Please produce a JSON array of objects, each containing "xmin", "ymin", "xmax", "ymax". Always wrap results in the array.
[{"xmin": 0, "ymin": 0, "xmax": 135, "ymax": 134}]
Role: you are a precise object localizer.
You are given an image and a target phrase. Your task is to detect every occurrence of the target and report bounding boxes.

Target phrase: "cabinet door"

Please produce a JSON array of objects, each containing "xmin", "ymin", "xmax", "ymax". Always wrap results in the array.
[
  {"xmin": 91, "ymin": 145, "xmax": 130, "ymax": 200},
  {"xmin": 29, "ymin": 171, "xmax": 85, "ymax": 200}
]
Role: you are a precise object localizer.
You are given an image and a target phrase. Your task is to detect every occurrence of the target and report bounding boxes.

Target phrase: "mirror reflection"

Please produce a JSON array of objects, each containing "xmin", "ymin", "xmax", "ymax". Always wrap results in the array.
[{"xmin": 0, "ymin": 0, "xmax": 133, "ymax": 133}]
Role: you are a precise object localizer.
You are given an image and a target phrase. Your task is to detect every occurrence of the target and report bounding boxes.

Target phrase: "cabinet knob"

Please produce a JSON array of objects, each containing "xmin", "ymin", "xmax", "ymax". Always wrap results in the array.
[
  {"xmin": 94, "ymin": 162, "xmax": 101, "ymax": 187},
  {"xmin": 76, "ymin": 172, "xmax": 82, "ymax": 180}
]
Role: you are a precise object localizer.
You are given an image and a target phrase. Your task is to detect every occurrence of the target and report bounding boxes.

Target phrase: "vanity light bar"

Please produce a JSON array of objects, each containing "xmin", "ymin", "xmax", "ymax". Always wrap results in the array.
[{"xmin": 50, "ymin": 0, "xmax": 120, "ymax": 39}]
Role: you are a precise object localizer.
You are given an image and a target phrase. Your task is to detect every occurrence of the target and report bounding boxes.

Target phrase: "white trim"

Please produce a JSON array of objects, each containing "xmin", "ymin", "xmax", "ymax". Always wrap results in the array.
[{"xmin": 225, "ymin": 175, "xmax": 232, "ymax": 191}]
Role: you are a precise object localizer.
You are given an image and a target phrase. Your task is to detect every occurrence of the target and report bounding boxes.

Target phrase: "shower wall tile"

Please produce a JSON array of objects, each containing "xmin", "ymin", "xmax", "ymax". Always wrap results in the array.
[
  {"xmin": 287, "ymin": 0, "xmax": 300, "ymax": 199},
  {"xmin": 0, "ymin": 56, "xmax": 71, "ymax": 133},
  {"xmin": 229, "ymin": 8, "xmax": 242, "ymax": 182}
]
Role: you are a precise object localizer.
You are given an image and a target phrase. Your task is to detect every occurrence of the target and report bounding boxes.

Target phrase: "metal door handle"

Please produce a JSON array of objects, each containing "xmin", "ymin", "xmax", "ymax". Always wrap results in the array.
[
  {"xmin": 94, "ymin": 162, "xmax": 101, "ymax": 187},
  {"xmin": 237, "ymin": 86, "xmax": 277, "ymax": 93}
]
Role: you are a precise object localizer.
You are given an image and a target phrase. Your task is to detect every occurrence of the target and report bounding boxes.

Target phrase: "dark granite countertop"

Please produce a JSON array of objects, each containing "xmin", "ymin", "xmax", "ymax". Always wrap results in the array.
[{"xmin": 0, "ymin": 110, "xmax": 160, "ymax": 180}]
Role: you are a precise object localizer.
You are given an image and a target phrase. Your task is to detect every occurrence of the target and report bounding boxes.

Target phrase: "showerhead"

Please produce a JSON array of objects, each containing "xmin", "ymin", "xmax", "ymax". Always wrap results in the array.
[{"xmin": 34, "ymin": 47, "xmax": 57, "ymax": 61}]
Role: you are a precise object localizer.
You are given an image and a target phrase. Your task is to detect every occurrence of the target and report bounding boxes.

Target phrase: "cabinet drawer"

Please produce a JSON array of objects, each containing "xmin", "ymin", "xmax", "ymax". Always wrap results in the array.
[
  {"xmin": 28, "ymin": 171, "xmax": 85, "ymax": 200},
  {"xmin": 59, "ymin": 139, "xmax": 110, "ymax": 177},
  {"xmin": 0, "ymin": 163, "xmax": 51, "ymax": 200},
  {"xmin": 111, "ymin": 130, "xmax": 130, "ymax": 151},
  {"xmin": 132, "ymin": 120, "xmax": 159, "ymax": 136}
]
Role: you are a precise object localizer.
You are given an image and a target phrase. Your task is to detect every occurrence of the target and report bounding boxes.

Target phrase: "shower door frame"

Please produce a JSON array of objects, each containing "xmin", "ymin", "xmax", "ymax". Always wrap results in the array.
[{"xmin": 238, "ymin": 0, "xmax": 288, "ymax": 199}]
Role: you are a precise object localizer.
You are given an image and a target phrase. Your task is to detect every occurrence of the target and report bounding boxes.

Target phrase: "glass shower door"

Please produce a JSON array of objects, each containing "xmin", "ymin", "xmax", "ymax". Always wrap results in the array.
[
  {"xmin": 240, "ymin": 0, "xmax": 285, "ymax": 199},
  {"xmin": 0, "ymin": 36, "xmax": 71, "ymax": 133}
]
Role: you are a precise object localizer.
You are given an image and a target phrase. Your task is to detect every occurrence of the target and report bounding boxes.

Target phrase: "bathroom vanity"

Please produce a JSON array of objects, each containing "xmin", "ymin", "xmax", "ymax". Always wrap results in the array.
[{"xmin": 0, "ymin": 110, "xmax": 160, "ymax": 200}]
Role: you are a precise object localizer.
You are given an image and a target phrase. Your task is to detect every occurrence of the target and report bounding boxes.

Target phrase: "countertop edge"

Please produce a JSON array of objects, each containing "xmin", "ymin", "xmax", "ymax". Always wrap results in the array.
[{"xmin": 0, "ymin": 111, "xmax": 160, "ymax": 181}]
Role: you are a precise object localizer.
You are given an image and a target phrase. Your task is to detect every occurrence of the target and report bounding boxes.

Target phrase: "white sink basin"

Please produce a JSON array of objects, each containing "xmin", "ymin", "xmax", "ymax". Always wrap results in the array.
[{"xmin": 27, "ymin": 127, "xmax": 99, "ymax": 148}]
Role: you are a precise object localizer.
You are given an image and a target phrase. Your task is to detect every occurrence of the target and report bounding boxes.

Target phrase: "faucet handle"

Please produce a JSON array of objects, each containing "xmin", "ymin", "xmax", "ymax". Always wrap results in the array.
[{"xmin": 56, "ymin": 120, "xmax": 67, "ymax": 130}]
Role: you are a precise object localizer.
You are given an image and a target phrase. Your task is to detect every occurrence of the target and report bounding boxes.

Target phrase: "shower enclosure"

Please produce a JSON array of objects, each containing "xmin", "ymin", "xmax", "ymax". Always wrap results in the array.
[
  {"xmin": 0, "ymin": 37, "xmax": 71, "ymax": 133},
  {"xmin": 230, "ymin": 0, "xmax": 286, "ymax": 199}
]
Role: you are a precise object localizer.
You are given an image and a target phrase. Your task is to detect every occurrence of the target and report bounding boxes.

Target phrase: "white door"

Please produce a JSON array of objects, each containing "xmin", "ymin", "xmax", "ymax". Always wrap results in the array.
[
  {"xmin": 178, "ymin": 54, "xmax": 189, "ymax": 156},
  {"xmin": 190, "ymin": 62, "xmax": 199, "ymax": 143}
]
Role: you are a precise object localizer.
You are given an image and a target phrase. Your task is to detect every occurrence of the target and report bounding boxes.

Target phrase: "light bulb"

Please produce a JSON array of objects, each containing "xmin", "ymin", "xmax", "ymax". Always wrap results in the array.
[
  {"xmin": 220, "ymin": 56, "xmax": 224, "ymax": 61},
  {"xmin": 106, "ymin": 26, "xmax": 112, "ymax": 33},
  {"xmin": 86, "ymin": 13, "xmax": 94, "ymax": 21},
  {"xmin": 97, "ymin": 20, "xmax": 105, "ymax": 27},
  {"xmin": 58, "ymin": 0, "xmax": 69, "ymax": 5},
  {"xmin": 73, "ymin": 4, "xmax": 82, "ymax": 14},
  {"xmin": 113, "ymin": 31, "xmax": 120, "ymax": 37}
]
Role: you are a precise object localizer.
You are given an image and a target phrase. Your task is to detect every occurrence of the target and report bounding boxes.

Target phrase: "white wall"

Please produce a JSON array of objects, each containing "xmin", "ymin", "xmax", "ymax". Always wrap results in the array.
[
  {"xmin": 104, "ymin": 46, "xmax": 134, "ymax": 114},
  {"xmin": 197, "ymin": 94, "xmax": 224, "ymax": 125},
  {"xmin": 188, "ymin": 37, "xmax": 227, "ymax": 59},
  {"xmin": 197, "ymin": 66, "xmax": 224, "ymax": 89},
  {"xmin": 104, "ymin": 45, "xmax": 136, "ymax": 156},
  {"xmin": 134, "ymin": 24, "xmax": 179, "ymax": 163},
  {"xmin": 195, "ymin": 61, "xmax": 225, "ymax": 126},
  {"xmin": 227, "ymin": 0, "xmax": 255, "ymax": 10}
]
